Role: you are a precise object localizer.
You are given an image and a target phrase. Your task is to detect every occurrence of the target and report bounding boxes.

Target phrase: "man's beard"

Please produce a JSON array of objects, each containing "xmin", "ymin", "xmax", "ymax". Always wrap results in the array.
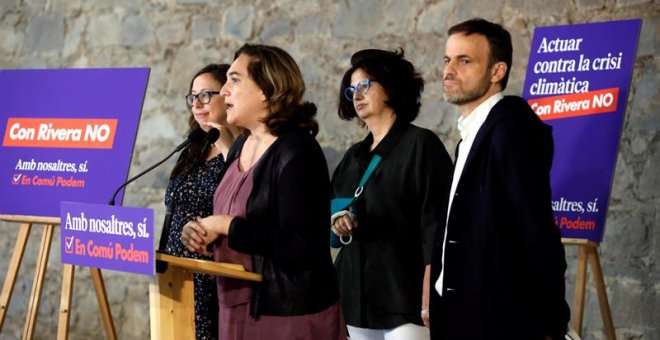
[{"xmin": 443, "ymin": 75, "xmax": 491, "ymax": 106}]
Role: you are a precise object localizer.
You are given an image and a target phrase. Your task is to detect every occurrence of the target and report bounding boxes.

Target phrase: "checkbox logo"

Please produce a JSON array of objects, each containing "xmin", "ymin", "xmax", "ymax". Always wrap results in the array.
[
  {"xmin": 64, "ymin": 237, "xmax": 74, "ymax": 254},
  {"xmin": 12, "ymin": 174, "xmax": 22, "ymax": 185}
]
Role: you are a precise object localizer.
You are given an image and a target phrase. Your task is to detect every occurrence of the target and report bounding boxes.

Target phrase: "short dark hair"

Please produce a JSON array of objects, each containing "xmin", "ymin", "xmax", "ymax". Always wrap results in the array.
[
  {"xmin": 172, "ymin": 63, "xmax": 230, "ymax": 178},
  {"xmin": 338, "ymin": 48, "xmax": 424, "ymax": 124},
  {"xmin": 448, "ymin": 18, "xmax": 512, "ymax": 90},
  {"xmin": 234, "ymin": 43, "xmax": 318, "ymax": 136}
]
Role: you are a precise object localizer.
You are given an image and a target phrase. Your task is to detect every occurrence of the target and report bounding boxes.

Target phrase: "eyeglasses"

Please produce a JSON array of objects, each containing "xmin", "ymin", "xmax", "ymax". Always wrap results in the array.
[
  {"xmin": 185, "ymin": 91, "xmax": 220, "ymax": 106},
  {"xmin": 344, "ymin": 79, "xmax": 373, "ymax": 101}
]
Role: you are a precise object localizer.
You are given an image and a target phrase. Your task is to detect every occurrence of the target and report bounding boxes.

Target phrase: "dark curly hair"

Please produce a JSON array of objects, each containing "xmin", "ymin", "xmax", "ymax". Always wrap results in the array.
[
  {"xmin": 234, "ymin": 43, "xmax": 318, "ymax": 136},
  {"xmin": 338, "ymin": 48, "xmax": 424, "ymax": 124},
  {"xmin": 170, "ymin": 63, "xmax": 230, "ymax": 179}
]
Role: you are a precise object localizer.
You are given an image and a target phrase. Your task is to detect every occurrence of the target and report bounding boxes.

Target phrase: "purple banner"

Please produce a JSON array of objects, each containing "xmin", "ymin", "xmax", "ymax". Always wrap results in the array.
[
  {"xmin": 0, "ymin": 68, "xmax": 149, "ymax": 217},
  {"xmin": 522, "ymin": 19, "xmax": 641, "ymax": 242},
  {"xmin": 60, "ymin": 202, "xmax": 154, "ymax": 276}
]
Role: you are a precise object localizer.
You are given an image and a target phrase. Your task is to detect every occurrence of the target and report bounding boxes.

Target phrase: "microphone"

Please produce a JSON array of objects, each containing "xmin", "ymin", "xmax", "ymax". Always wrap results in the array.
[
  {"xmin": 108, "ymin": 129, "xmax": 206, "ymax": 206},
  {"xmin": 200, "ymin": 128, "xmax": 220, "ymax": 157},
  {"xmin": 173, "ymin": 128, "xmax": 206, "ymax": 153}
]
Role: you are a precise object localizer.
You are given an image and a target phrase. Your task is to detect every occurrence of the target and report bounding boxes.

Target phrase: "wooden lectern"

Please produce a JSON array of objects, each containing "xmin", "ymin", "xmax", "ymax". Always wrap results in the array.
[{"xmin": 150, "ymin": 253, "xmax": 262, "ymax": 340}]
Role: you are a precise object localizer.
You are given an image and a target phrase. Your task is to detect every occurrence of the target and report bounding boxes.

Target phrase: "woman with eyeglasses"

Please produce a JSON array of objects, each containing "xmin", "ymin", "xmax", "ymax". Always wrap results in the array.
[
  {"xmin": 331, "ymin": 49, "xmax": 453, "ymax": 340},
  {"xmin": 180, "ymin": 44, "xmax": 345, "ymax": 340},
  {"xmin": 162, "ymin": 63, "xmax": 241, "ymax": 340}
]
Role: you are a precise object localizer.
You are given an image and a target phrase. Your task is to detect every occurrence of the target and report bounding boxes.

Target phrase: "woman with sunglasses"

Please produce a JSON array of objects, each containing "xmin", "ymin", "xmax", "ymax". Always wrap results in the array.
[
  {"xmin": 331, "ymin": 49, "xmax": 452, "ymax": 340},
  {"xmin": 162, "ymin": 64, "xmax": 241, "ymax": 340}
]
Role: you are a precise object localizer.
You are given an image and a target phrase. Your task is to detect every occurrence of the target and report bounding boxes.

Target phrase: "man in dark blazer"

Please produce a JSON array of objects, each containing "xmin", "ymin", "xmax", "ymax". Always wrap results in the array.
[{"xmin": 428, "ymin": 18, "xmax": 570, "ymax": 339}]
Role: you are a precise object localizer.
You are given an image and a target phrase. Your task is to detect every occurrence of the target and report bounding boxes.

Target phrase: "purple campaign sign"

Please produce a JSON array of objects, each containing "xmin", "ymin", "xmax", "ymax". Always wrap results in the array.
[
  {"xmin": 522, "ymin": 19, "xmax": 641, "ymax": 242},
  {"xmin": 60, "ymin": 201, "xmax": 154, "ymax": 276},
  {"xmin": 0, "ymin": 68, "xmax": 149, "ymax": 217}
]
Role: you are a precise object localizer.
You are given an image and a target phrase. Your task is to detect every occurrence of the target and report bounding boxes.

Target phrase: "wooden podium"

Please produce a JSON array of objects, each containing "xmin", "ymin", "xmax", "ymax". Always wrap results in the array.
[{"xmin": 150, "ymin": 253, "xmax": 262, "ymax": 340}]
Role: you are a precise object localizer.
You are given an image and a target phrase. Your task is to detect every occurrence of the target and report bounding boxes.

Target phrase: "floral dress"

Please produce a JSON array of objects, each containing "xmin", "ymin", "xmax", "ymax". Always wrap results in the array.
[{"xmin": 164, "ymin": 155, "xmax": 224, "ymax": 340}]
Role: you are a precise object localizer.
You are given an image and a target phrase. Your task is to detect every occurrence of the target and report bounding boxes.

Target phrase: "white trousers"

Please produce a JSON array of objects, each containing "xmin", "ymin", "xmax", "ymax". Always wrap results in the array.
[{"xmin": 347, "ymin": 323, "xmax": 430, "ymax": 340}]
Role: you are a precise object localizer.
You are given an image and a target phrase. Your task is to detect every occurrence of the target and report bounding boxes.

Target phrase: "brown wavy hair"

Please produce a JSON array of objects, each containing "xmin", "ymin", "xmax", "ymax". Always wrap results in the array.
[{"xmin": 233, "ymin": 43, "xmax": 318, "ymax": 136}]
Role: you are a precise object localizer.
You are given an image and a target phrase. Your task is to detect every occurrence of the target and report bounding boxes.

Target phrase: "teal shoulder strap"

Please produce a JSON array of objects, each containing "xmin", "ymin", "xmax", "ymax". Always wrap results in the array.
[{"xmin": 356, "ymin": 154, "xmax": 382, "ymax": 192}]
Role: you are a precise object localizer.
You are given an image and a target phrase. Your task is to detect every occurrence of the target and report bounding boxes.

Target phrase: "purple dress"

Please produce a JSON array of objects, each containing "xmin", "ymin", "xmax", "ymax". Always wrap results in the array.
[{"xmin": 213, "ymin": 160, "xmax": 346, "ymax": 340}]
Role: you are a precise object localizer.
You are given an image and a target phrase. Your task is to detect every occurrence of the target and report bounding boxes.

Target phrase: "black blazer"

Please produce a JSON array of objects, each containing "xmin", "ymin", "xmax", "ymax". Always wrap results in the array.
[
  {"xmin": 223, "ymin": 128, "xmax": 339, "ymax": 318},
  {"xmin": 430, "ymin": 96, "xmax": 570, "ymax": 339}
]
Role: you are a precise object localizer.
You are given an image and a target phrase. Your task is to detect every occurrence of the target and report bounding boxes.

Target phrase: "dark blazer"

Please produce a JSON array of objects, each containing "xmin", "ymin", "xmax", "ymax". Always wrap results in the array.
[
  {"xmin": 430, "ymin": 96, "xmax": 570, "ymax": 340},
  {"xmin": 223, "ymin": 128, "xmax": 339, "ymax": 318}
]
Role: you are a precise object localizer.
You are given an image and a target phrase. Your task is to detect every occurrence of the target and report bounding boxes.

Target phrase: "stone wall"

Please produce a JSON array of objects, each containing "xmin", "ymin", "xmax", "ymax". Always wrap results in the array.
[{"xmin": 0, "ymin": 0, "xmax": 658, "ymax": 339}]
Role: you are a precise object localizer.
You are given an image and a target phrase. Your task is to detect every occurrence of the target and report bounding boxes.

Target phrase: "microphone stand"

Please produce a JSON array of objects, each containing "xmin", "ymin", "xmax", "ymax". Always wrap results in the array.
[
  {"xmin": 107, "ymin": 129, "xmax": 206, "ymax": 206},
  {"xmin": 108, "ymin": 143, "xmax": 190, "ymax": 206}
]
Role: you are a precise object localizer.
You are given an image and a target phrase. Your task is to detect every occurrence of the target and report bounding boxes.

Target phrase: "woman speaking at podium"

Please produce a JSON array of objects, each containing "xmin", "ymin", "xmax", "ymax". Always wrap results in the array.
[
  {"xmin": 181, "ymin": 44, "xmax": 345, "ymax": 340},
  {"xmin": 163, "ymin": 63, "xmax": 241, "ymax": 340}
]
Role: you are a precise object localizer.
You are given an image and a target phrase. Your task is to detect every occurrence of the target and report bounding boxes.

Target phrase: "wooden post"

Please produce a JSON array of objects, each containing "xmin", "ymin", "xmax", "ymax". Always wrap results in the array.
[
  {"xmin": 572, "ymin": 241, "xmax": 589, "ymax": 333},
  {"xmin": 0, "ymin": 223, "xmax": 32, "ymax": 330},
  {"xmin": 90, "ymin": 268, "xmax": 117, "ymax": 340},
  {"xmin": 22, "ymin": 223, "xmax": 54, "ymax": 339},
  {"xmin": 562, "ymin": 238, "xmax": 616, "ymax": 340},
  {"xmin": 57, "ymin": 264, "xmax": 75, "ymax": 340},
  {"xmin": 589, "ymin": 249, "xmax": 616, "ymax": 340}
]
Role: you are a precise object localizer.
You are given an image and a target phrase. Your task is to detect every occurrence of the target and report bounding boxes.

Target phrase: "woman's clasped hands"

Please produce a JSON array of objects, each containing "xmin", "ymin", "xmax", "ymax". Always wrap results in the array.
[{"xmin": 181, "ymin": 215, "xmax": 234, "ymax": 256}]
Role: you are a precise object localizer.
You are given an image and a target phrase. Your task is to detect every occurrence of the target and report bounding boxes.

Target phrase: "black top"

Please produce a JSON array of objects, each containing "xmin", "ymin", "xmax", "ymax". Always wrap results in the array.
[
  {"xmin": 223, "ymin": 128, "xmax": 340, "ymax": 318},
  {"xmin": 331, "ymin": 120, "xmax": 452, "ymax": 328}
]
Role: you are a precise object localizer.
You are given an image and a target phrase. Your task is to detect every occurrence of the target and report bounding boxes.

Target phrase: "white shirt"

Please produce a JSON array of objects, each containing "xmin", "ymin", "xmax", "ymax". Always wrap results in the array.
[{"xmin": 435, "ymin": 92, "xmax": 504, "ymax": 296}]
